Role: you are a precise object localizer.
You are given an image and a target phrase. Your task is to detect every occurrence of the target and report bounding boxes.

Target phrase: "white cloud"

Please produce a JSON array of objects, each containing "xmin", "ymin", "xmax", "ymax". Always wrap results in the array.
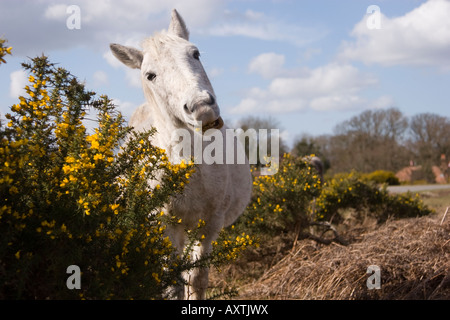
[
  {"xmin": 111, "ymin": 97, "xmax": 139, "ymax": 120},
  {"xmin": 368, "ymin": 95, "xmax": 396, "ymax": 110},
  {"xmin": 338, "ymin": 0, "xmax": 450, "ymax": 70},
  {"xmin": 125, "ymin": 69, "xmax": 142, "ymax": 88},
  {"xmin": 302, "ymin": 47, "xmax": 322, "ymax": 61},
  {"xmin": 208, "ymin": 67, "xmax": 224, "ymax": 78},
  {"xmin": 103, "ymin": 48, "xmax": 142, "ymax": 88},
  {"xmin": 104, "ymin": 50, "xmax": 123, "ymax": 68},
  {"xmin": 202, "ymin": 9, "xmax": 328, "ymax": 47},
  {"xmin": 248, "ymin": 52, "xmax": 310, "ymax": 79},
  {"xmin": 0, "ymin": 0, "xmax": 224, "ymax": 56},
  {"xmin": 269, "ymin": 63, "xmax": 377, "ymax": 98},
  {"xmin": 92, "ymin": 70, "xmax": 109, "ymax": 87},
  {"xmin": 1, "ymin": 0, "xmax": 325, "ymax": 68},
  {"xmin": 44, "ymin": 4, "xmax": 67, "ymax": 20},
  {"xmin": 309, "ymin": 95, "xmax": 365, "ymax": 112},
  {"xmin": 43, "ymin": 0, "xmax": 224, "ymax": 27},
  {"xmin": 248, "ymin": 53, "xmax": 285, "ymax": 79},
  {"xmin": 230, "ymin": 59, "xmax": 381, "ymax": 115},
  {"xmin": 9, "ymin": 70, "xmax": 27, "ymax": 98}
]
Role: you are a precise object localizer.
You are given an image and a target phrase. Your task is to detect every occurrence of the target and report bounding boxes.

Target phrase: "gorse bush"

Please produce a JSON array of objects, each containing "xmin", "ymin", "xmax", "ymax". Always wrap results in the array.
[
  {"xmin": 331, "ymin": 170, "xmax": 400, "ymax": 186},
  {"xmin": 0, "ymin": 55, "xmax": 193, "ymax": 299},
  {"xmin": 232, "ymin": 156, "xmax": 432, "ymax": 246},
  {"xmin": 233, "ymin": 154, "xmax": 321, "ymax": 237},
  {"xmin": 362, "ymin": 170, "xmax": 400, "ymax": 186},
  {"xmin": 315, "ymin": 172, "xmax": 433, "ymax": 224},
  {"xmin": 0, "ymin": 39, "xmax": 12, "ymax": 64},
  {"xmin": 0, "ymin": 54, "xmax": 249, "ymax": 299},
  {"xmin": 315, "ymin": 171, "xmax": 384, "ymax": 222}
]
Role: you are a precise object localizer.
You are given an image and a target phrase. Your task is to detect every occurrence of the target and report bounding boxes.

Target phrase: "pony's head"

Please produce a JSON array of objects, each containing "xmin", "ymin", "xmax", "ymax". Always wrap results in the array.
[{"xmin": 110, "ymin": 9, "xmax": 222, "ymax": 131}]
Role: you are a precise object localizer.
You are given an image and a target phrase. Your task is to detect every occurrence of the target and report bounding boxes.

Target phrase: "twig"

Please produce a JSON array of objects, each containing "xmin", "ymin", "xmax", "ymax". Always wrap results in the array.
[
  {"xmin": 429, "ymin": 271, "xmax": 450, "ymax": 300},
  {"xmin": 440, "ymin": 207, "xmax": 449, "ymax": 225},
  {"xmin": 306, "ymin": 221, "xmax": 348, "ymax": 246},
  {"xmin": 302, "ymin": 232, "xmax": 334, "ymax": 245}
]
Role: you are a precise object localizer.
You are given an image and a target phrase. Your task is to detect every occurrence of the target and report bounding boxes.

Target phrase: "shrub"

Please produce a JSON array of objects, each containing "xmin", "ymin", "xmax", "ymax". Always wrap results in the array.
[
  {"xmin": 0, "ymin": 55, "xmax": 248, "ymax": 299},
  {"xmin": 228, "ymin": 156, "xmax": 432, "ymax": 250},
  {"xmin": 233, "ymin": 153, "xmax": 321, "ymax": 237},
  {"xmin": 363, "ymin": 170, "xmax": 400, "ymax": 186},
  {"xmin": 315, "ymin": 172, "xmax": 433, "ymax": 224}
]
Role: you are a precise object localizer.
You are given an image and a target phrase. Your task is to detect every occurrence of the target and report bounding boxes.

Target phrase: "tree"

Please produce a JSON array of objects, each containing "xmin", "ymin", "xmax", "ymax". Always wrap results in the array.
[
  {"xmin": 291, "ymin": 134, "xmax": 330, "ymax": 172},
  {"xmin": 328, "ymin": 108, "xmax": 410, "ymax": 173},
  {"xmin": 335, "ymin": 107, "xmax": 408, "ymax": 141},
  {"xmin": 409, "ymin": 113, "xmax": 450, "ymax": 182},
  {"xmin": 236, "ymin": 115, "xmax": 289, "ymax": 168}
]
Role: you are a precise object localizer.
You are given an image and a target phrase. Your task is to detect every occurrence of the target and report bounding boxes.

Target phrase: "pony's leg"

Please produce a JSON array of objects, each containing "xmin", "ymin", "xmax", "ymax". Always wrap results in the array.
[
  {"xmin": 188, "ymin": 246, "xmax": 210, "ymax": 299},
  {"xmin": 189, "ymin": 229, "xmax": 219, "ymax": 300}
]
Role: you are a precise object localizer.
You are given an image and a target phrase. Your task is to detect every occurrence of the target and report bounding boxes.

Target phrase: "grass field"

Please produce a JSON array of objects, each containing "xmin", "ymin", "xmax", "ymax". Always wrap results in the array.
[
  {"xmin": 210, "ymin": 186, "xmax": 450, "ymax": 300},
  {"xmin": 420, "ymin": 188, "xmax": 450, "ymax": 219}
]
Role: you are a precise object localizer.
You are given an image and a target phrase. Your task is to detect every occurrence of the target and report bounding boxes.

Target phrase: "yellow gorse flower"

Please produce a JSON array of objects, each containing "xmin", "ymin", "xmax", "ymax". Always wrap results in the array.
[{"xmin": 0, "ymin": 38, "xmax": 12, "ymax": 64}]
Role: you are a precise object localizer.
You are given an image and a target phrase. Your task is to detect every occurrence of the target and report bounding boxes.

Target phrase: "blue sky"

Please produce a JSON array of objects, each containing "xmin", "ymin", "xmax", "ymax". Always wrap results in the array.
[{"xmin": 1, "ymin": 0, "xmax": 450, "ymax": 148}]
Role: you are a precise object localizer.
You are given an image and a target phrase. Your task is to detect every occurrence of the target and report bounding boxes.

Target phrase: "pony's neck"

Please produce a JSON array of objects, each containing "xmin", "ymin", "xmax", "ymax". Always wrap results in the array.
[
  {"xmin": 143, "ymin": 90, "xmax": 193, "ymax": 160},
  {"xmin": 141, "ymin": 86, "xmax": 165, "ymax": 126}
]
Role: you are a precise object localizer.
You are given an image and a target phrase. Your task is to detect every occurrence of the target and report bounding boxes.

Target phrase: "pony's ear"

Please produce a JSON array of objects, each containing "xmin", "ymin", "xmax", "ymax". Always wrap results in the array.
[
  {"xmin": 110, "ymin": 43, "xmax": 143, "ymax": 69},
  {"xmin": 168, "ymin": 9, "xmax": 189, "ymax": 40}
]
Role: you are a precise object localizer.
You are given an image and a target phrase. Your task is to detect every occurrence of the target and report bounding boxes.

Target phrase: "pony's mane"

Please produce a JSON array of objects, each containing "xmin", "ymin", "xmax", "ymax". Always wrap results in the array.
[{"xmin": 141, "ymin": 31, "xmax": 184, "ymax": 55}]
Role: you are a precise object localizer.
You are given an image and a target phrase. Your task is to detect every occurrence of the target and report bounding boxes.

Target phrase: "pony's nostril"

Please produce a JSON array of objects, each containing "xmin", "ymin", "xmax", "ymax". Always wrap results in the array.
[
  {"xmin": 207, "ymin": 92, "xmax": 215, "ymax": 105},
  {"xmin": 185, "ymin": 93, "xmax": 215, "ymax": 114}
]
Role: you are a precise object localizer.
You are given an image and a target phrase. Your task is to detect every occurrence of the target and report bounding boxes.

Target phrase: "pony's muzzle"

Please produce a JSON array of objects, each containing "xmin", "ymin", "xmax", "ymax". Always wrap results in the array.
[
  {"xmin": 185, "ymin": 91, "xmax": 221, "ymax": 130},
  {"xmin": 184, "ymin": 91, "xmax": 216, "ymax": 114}
]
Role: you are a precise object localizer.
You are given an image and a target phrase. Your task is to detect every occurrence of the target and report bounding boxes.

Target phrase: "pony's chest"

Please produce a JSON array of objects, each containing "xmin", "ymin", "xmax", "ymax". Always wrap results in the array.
[
  {"xmin": 183, "ymin": 165, "xmax": 229, "ymax": 202},
  {"xmin": 169, "ymin": 165, "xmax": 230, "ymax": 221}
]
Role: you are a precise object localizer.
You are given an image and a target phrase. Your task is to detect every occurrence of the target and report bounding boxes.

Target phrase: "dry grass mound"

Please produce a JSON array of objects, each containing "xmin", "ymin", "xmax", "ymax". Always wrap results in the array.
[{"xmin": 239, "ymin": 216, "xmax": 449, "ymax": 299}]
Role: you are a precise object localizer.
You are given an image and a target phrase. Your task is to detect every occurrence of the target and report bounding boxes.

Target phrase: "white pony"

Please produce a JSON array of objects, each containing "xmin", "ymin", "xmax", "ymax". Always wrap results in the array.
[{"xmin": 110, "ymin": 9, "xmax": 252, "ymax": 299}]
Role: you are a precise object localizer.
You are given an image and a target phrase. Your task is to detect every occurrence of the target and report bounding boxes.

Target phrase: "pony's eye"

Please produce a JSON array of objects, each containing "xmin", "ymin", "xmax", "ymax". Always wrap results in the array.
[
  {"xmin": 146, "ymin": 72, "xmax": 156, "ymax": 81},
  {"xmin": 193, "ymin": 50, "xmax": 200, "ymax": 60}
]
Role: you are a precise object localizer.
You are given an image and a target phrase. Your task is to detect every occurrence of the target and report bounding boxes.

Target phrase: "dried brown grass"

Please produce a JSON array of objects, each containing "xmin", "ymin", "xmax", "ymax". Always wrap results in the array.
[{"xmin": 235, "ymin": 215, "xmax": 449, "ymax": 300}]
